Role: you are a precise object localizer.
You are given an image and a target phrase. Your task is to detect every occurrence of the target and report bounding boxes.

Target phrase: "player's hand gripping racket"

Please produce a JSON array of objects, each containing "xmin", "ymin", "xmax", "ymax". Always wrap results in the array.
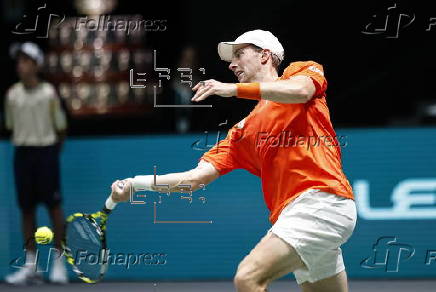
[{"xmin": 62, "ymin": 182, "xmax": 125, "ymax": 283}]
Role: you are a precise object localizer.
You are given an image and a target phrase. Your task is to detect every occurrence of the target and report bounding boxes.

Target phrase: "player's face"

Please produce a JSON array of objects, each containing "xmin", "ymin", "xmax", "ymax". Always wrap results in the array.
[
  {"xmin": 16, "ymin": 53, "xmax": 38, "ymax": 80},
  {"xmin": 229, "ymin": 45, "xmax": 262, "ymax": 82}
]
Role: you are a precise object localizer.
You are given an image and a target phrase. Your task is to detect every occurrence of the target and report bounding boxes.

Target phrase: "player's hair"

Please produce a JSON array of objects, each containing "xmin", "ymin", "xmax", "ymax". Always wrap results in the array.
[{"xmin": 250, "ymin": 44, "xmax": 283, "ymax": 72}]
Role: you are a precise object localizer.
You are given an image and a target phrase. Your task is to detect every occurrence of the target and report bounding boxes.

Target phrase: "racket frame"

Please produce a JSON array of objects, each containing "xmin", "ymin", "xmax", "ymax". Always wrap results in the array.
[{"xmin": 62, "ymin": 207, "xmax": 112, "ymax": 283}]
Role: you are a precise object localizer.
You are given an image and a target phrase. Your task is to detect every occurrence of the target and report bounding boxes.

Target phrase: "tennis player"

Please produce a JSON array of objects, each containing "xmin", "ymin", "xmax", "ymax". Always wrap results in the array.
[{"xmin": 111, "ymin": 29, "xmax": 356, "ymax": 292}]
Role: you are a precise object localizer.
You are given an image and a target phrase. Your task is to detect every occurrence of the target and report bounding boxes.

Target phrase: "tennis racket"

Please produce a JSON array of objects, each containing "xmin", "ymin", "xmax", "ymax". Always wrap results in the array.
[{"xmin": 62, "ymin": 182, "xmax": 124, "ymax": 283}]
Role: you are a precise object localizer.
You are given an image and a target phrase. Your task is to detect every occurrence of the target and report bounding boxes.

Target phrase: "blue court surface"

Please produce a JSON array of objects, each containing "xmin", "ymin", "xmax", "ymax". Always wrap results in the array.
[{"xmin": 1, "ymin": 280, "xmax": 436, "ymax": 292}]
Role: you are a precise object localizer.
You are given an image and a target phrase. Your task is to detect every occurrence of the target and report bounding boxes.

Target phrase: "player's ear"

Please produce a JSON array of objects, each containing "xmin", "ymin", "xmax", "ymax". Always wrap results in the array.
[{"xmin": 260, "ymin": 49, "xmax": 271, "ymax": 65}]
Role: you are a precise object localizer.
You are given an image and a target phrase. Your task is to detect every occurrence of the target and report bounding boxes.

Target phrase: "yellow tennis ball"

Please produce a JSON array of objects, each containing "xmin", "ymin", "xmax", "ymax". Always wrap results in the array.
[{"xmin": 35, "ymin": 226, "xmax": 54, "ymax": 245}]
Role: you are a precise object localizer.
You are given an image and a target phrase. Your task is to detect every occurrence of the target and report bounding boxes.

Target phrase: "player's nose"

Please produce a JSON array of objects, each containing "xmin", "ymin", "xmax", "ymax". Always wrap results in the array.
[{"xmin": 228, "ymin": 60, "xmax": 237, "ymax": 71}]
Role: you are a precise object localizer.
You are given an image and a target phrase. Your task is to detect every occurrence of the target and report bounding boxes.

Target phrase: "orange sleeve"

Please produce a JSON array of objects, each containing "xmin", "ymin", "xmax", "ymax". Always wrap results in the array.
[
  {"xmin": 282, "ymin": 61, "xmax": 327, "ymax": 97},
  {"xmin": 199, "ymin": 128, "xmax": 241, "ymax": 176}
]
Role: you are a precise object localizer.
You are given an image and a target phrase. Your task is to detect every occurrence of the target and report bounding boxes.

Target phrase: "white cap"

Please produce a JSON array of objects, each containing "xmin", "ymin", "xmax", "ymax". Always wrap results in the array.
[
  {"xmin": 218, "ymin": 29, "xmax": 284, "ymax": 62},
  {"xmin": 9, "ymin": 42, "xmax": 44, "ymax": 66}
]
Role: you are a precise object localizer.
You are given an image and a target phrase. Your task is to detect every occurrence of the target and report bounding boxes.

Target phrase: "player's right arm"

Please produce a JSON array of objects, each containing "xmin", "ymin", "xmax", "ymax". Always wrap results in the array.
[
  {"xmin": 111, "ymin": 160, "xmax": 220, "ymax": 203},
  {"xmin": 111, "ymin": 122, "xmax": 244, "ymax": 203}
]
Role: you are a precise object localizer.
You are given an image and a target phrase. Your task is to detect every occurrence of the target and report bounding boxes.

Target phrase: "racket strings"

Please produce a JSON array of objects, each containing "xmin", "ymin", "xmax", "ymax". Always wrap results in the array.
[{"xmin": 63, "ymin": 214, "xmax": 108, "ymax": 283}]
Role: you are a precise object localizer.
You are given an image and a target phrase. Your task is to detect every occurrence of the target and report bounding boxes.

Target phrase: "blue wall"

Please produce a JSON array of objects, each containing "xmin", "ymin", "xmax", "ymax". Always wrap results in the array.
[{"xmin": 1, "ymin": 128, "xmax": 436, "ymax": 281}]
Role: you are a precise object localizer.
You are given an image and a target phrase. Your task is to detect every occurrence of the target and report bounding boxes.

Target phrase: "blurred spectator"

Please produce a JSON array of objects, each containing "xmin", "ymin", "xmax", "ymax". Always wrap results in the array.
[{"xmin": 4, "ymin": 42, "xmax": 68, "ymax": 285}]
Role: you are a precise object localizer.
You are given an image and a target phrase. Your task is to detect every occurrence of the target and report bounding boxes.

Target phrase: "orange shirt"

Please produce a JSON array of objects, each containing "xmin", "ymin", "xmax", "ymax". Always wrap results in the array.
[{"xmin": 200, "ymin": 61, "xmax": 354, "ymax": 224}]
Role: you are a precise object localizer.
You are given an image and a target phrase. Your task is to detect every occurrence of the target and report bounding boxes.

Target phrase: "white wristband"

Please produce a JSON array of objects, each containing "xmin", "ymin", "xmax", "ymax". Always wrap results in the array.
[
  {"xmin": 105, "ymin": 196, "xmax": 117, "ymax": 210},
  {"xmin": 131, "ymin": 175, "xmax": 155, "ymax": 191}
]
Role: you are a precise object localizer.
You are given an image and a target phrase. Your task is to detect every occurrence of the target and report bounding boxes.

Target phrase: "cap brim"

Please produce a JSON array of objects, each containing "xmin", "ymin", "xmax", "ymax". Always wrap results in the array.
[{"xmin": 217, "ymin": 42, "xmax": 248, "ymax": 62}]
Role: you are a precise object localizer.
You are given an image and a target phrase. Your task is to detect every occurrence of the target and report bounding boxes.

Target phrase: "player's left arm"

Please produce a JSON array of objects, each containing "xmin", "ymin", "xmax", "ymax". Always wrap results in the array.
[
  {"xmin": 258, "ymin": 76, "xmax": 316, "ymax": 103},
  {"xmin": 191, "ymin": 75, "xmax": 319, "ymax": 104}
]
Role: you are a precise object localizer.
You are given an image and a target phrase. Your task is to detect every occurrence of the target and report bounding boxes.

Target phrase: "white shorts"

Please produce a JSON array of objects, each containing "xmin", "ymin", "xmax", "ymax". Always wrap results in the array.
[{"xmin": 269, "ymin": 189, "xmax": 357, "ymax": 285}]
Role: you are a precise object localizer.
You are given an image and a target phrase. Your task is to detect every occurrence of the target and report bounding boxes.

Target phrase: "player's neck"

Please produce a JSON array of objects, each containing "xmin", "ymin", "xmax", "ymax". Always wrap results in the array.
[{"xmin": 251, "ymin": 67, "xmax": 278, "ymax": 82}]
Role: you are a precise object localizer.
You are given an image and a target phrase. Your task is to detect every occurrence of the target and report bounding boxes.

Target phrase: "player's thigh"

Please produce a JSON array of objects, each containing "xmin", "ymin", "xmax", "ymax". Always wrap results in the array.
[
  {"xmin": 236, "ymin": 232, "xmax": 306, "ymax": 283},
  {"xmin": 299, "ymin": 270, "xmax": 348, "ymax": 292}
]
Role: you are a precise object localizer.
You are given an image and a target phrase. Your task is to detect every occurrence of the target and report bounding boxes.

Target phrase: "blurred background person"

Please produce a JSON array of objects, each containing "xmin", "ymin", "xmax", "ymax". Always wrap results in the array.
[{"xmin": 4, "ymin": 42, "xmax": 68, "ymax": 285}]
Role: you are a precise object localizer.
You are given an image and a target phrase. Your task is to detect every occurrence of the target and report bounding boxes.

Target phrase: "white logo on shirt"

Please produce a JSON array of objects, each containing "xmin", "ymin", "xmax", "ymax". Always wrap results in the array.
[
  {"xmin": 236, "ymin": 118, "xmax": 246, "ymax": 129},
  {"xmin": 308, "ymin": 65, "xmax": 324, "ymax": 76}
]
